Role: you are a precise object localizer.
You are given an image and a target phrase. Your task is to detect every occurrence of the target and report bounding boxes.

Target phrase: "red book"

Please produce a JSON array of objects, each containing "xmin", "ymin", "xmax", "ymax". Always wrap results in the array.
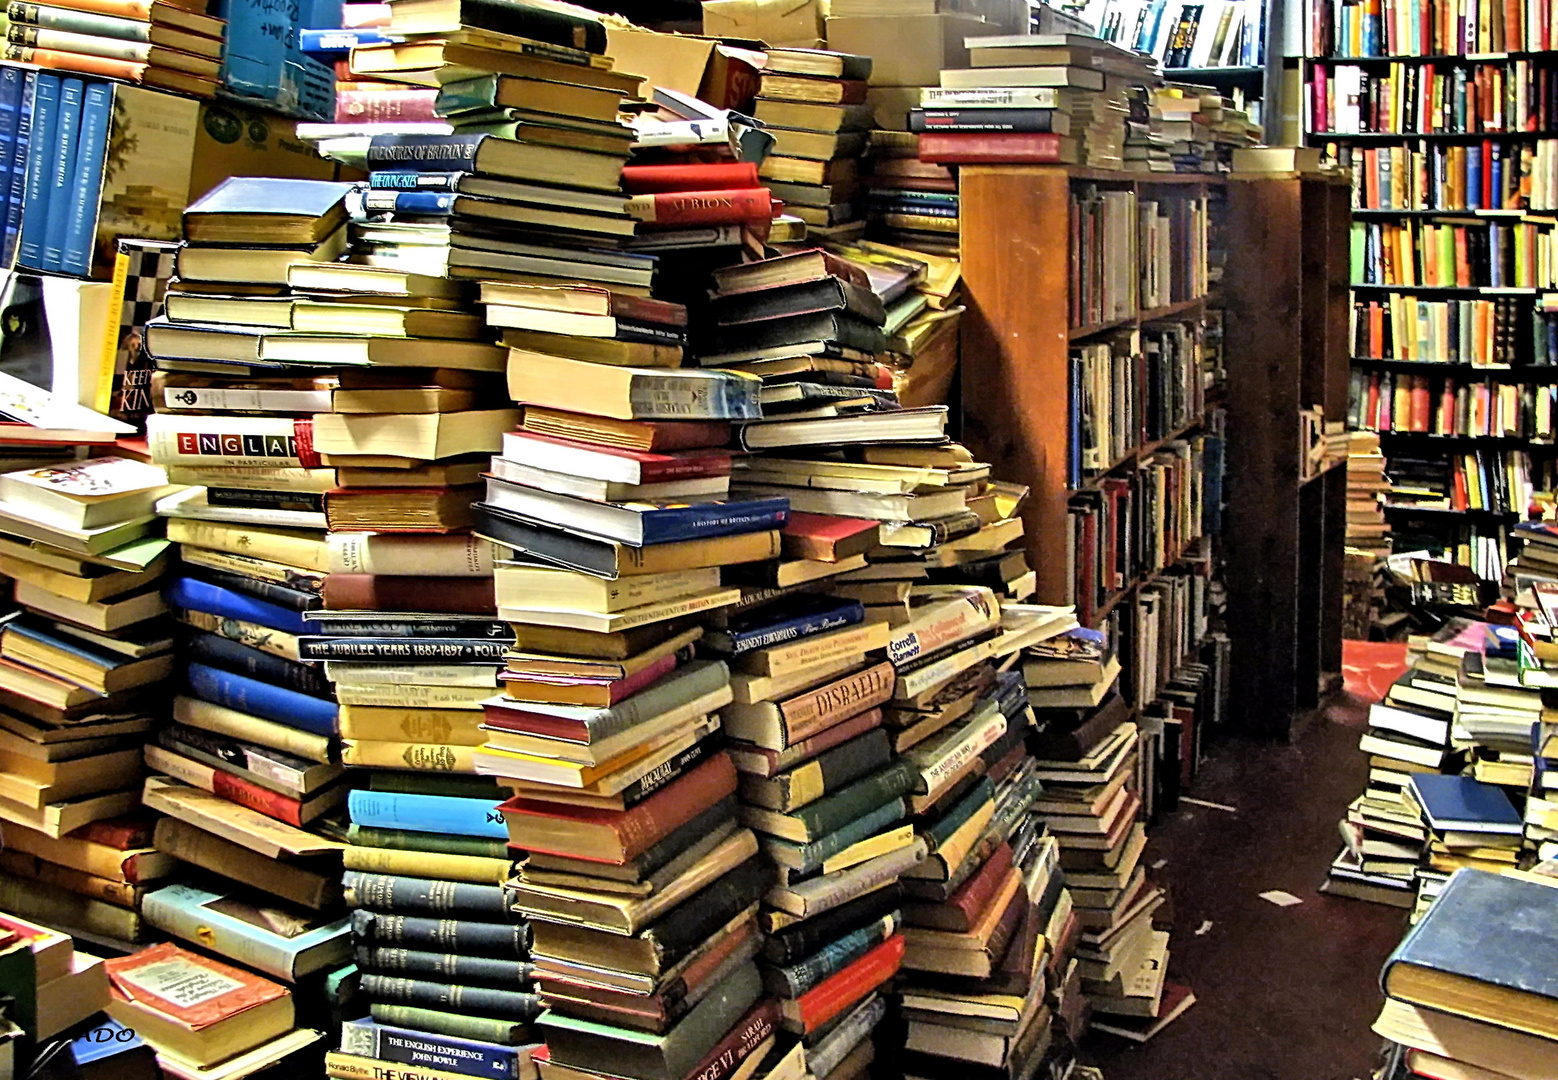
[
  {"xmin": 730, "ymin": 708, "xmax": 883, "ymax": 778},
  {"xmin": 211, "ymin": 769, "xmax": 312, "ymax": 828},
  {"xmin": 620, "ymin": 162, "xmax": 761, "ymax": 194},
  {"xmin": 782, "ymin": 934, "xmax": 904, "ymax": 1034},
  {"xmin": 501, "ymin": 430, "xmax": 733, "ymax": 484},
  {"xmin": 521, "ymin": 408, "xmax": 732, "ymax": 453},
  {"xmin": 106, "ymin": 943, "xmax": 288, "ymax": 1031},
  {"xmin": 336, "ymin": 87, "xmax": 439, "ymax": 123},
  {"xmin": 322, "ymin": 574, "xmax": 495, "ymax": 614},
  {"xmin": 625, "ymin": 188, "xmax": 780, "ymax": 228},
  {"xmin": 779, "ymin": 512, "xmax": 879, "ymax": 562},
  {"xmin": 685, "ymin": 999, "xmax": 780, "ymax": 1080},
  {"xmin": 496, "ymin": 754, "xmax": 738, "ymax": 863},
  {"xmin": 918, "ymin": 132, "xmax": 1075, "ymax": 165},
  {"xmin": 71, "ymin": 816, "xmax": 155, "ymax": 850},
  {"xmin": 905, "ymin": 842, "xmax": 1014, "ymax": 933}
]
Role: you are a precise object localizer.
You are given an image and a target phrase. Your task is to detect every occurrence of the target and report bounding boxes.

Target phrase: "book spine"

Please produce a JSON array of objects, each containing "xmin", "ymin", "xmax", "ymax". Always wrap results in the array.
[
  {"xmin": 3, "ymin": 68, "xmax": 34, "ymax": 267},
  {"xmin": 325, "ymin": 1053, "xmax": 502, "ymax": 1080},
  {"xmin": 765, "ymin": 913, "xmax": 898, "ymax": 999},
  {"xmin": 620, "ymin": 162, "xmax": 759, "ymax": 193},
  {"xmin": 626, "ymin": 187, "xmax": 776, "ymax": 227},
  {"xmin": 359, "ymin": 975, "xmax": 543, "ymax": 1022},
  {"xmin": 766, "ymin": 797, "xmax": 907, "ymax": 878},
  {"xmin": 684, "ymin": 999, "xmax": 780, "ymax": 1080},
  {"xmin": 365, "ymin": 134, "xmax": 483, "ymax": 171},
  {"xmin": 793, "ymin": 934, "xmax": 904, "ymax": 1033},
  {"xmin": 336, "ymin": 88, "xmax": 439, "ymax": 123},
  {"xmin": 369, "ymin": 1005, "xmax": 529, "ymax": 1047},
  {"xmin": 346, "ymin": 790, "xmax": 509, "ymax": 840},
  {"xmin": 0, "ymin": 850, "xmax": 138, "ymax": 908},
  {"xmin": 918, "ymin": 132, "xmax": 1072, "ymax": 164},
  {"xmin": 185, "ymin": 632, "xmax": 331, "ymax": 697},
  {"xmin": 6, "ymin": 3, "xmax": 152, "ymax": 40},
  {"xmin": 181, "ymin": 547, "xmax": 327, "ymax": 592},
  {"xmin": 348, "ymin": 825, "xmax": 509, "ymax": 859},
  {"xmin": 911, "ymin": 108, "xmax": 1060, "ymax": 132},
  {"xmin": 356, "ymin": 946, "xmax": 532, "ymax": 988},
  {"xmin": 791, "ymin": 760, "xmax": 917, "ymax": 840},
  {"xmin": 340, "ymin": 1019, "xmax": 522, "ymax": 1080},
  {"xmin": 146, "ymin": 415, "xmax": 320, "ymax": 469},
  {"xmin": 352, "ymin": 910, "xmax": 530, "ymax": 957},
  {"xmin": 717, "ymin": 602, "xmax": 864, "ymax": 655},
  {"xmin": 808, "ymin": 997, "xmax": 884, "ymax": 1080},
  {"xmin": 328, "ymin": 533, "xmax": 495, "ymax": 577},
  {"xmin": 16, "ymin": 70, "xmax": 57, "ymax": 268},
  {"xmin": 152, "ymin": 817, "xmax": 334, "ymax": 910},
  {"xmin": 38, "ymin": 73, "xmax": 79, "ymax": 272},
  {"xmin": 185, "ymin": 662, "xmax": 338, "ymax": 737},
  {"xmin": 140, "ymin": 889, "xmax": 303, "ymax": 981},
  {"xmin": 194, "ymin": 565, "xmax": 324, "ymax": 611},
  {"xmin": 923, "ymin": 777, "xmax": 996, "ymax": 851},
  {"xmin": 913, "ymin": 712, "xmax": 1007, "ymax": 795},
  {"xmin": 323, "ymin": 574, "xmax": 495, "ymax": 615},
  {"xmin": 433, "ymin": 0, "xmax": 604, "ymax": 51},
  {"xmin": 609, "ymin": 754, "xmax": 738, "ymax": 861},
  {"xmin": 165, "ymin": 577, "xmax": 308, "ymax": 635},
  {"xmin": 779, "ymin": 662, "xmax": 895, "ymax": 742},
  {"xmin": 643, "ymin": 857, "xmax": 772, "ymax": 968},
  {"xmin": 145, "ymin": 744, "xmax": 307, "ymax": 825},
  {"xmin": 369, "ymin": 169, "xmax": 467, "ymax": 190},
  {"xmin": 74, "ymin": 817, "xmax": 151, "ymax": 849},
  {"xmin": 0, "ymin": 872, "xmax": 139, "ymax": 940},
  {"xmin": 173, "ymin": 695, "xmax": 332, "ymax": 763},
  {"xmin": 343, "ymin": 872, "xmax": 511, "ymax": 919},
  {"xmin": 0, "ymin": 65, "xmax": 22, "ymax": 272},
  {"xmin": 178, "ymin": 610, "xmax": 302, "ymax": 662},
  {"xmin": 300, "ymin": 638, "xmax": 509, "ymax": 662},
  {"xmin": 166, "ymin": 518, "xmax": 329, "ymax": 571},
  {"xmin": 303, "ymin": 617, "xmax": 509, "ymax": 638},
  {"xmin": 341, "ymin": 845, "xmax": 511, "ymax": 884}
]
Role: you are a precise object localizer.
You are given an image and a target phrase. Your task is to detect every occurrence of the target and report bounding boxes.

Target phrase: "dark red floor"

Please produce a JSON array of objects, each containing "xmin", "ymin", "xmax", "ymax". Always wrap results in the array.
[{"xmin": 1080, "ymin": 692, "xmax": 1410, "ymax": 1080}]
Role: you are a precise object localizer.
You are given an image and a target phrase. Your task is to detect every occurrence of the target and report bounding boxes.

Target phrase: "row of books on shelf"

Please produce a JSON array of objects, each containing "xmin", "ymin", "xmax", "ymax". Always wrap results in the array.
[
  {"xmin": 1064, "ymin": 437, "xmax": 1220, "ymax": 628},
  {"xmin": 1310, "ymin": 58, "xmax": 1557, "ymax": 136},
  {"xmin": 1351, "ymin": 216, "xmax": 1557, "ymax": 289},
  {"xmin": 1349, "ymin": 294, "xmax": 1546, "ymax": 365},
  {"xmin": 1068, "ymin": 323, "xmax": 1206, "ymax": 487},
  {"xmin": 1383, "ymin": 447, "xmax": 1536, "ymax": 512},
  {"xmin": 1077, "ymin": 0, "xmax": 1268, "ymax": 68},
  {"xmin": 1308, "ymin": 0, "xmax": 1555, "ymax": 57},
  {"xmin": 1348, "ymin": 368, "xmax": 1558, "ymax": 438},
  {"xmin": 1344, "ymin": 139, "xmax": 1558, "ymax": 212},
  {"xmin": 1069, "ymin": 187, "xmax": 1211, "ymax": 329}
]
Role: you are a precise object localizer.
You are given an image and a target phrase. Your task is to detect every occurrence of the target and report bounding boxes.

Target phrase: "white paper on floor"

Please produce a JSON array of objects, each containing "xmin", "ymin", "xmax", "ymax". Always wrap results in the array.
[
  {"xmin": 1195, "ymin": 919, "xmax": 1213, "ymax": 936},
  {"xmin": 1259, "ymin": 890, "xmax": 1304, "ymax": 907},
  {"xmin": 1181, "ymin": 796, "xmax": 1238, "ymax": 812}
]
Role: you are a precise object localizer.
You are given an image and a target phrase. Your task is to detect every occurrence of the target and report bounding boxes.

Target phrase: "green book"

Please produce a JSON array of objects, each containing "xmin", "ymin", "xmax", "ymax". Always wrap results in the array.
[{"xmin": 347, "ymin": 825, "xmax": 510, "ymax": 859}]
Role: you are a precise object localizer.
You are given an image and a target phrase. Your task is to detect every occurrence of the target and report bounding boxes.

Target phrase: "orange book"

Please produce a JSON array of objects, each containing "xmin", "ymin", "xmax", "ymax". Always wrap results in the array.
[
  {"xmin": 781, "ymin": 934, "xmax": 904, "ymax": 1034},
  {"xmin": 1438, "ymin": 383, "xmax": 1455, "ymax": 434},
  {"xmin": 1366, "ymin": 375, "xmax": 1381, "ymax": 428},
  {"xmin": 1410, "ymin": 376, "xmax": 1430, "ymax": 432},
  {"xmin": 1364, "ymin": 148, "xmax": 1380, "ymax": 208}
]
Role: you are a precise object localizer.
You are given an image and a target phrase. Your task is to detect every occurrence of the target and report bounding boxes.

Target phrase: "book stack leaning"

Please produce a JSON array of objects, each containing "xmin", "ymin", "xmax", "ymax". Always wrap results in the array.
[
  {"xmin": 474, "ymin": 292, "xmax": 792, "ymax": 1080},
  {"xmin": 0, "ymin": 454, "xmax": 177, "ymax": 946},
  {"xmin": 2, "ymin": 0, "xmax": 226, "ymax": 99}
]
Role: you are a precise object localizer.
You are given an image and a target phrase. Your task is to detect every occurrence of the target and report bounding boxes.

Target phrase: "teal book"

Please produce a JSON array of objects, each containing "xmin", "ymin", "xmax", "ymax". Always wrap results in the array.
[
  {"xmin": 39, "ymin": 74, "xmax": 82, "ymax": 273},
  {"xmin": 141, "ymin": 882, "xmax": 352, "ymax": 983},
  {"xmin": 1382, "ymin": 868, "xmax": 1558, "ymax": 1039}
]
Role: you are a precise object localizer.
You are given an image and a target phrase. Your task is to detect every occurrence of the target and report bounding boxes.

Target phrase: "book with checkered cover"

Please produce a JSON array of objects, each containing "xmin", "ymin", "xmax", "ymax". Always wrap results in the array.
[{"xmin": 96, "ymin": 236, "xmax": 177, "ymax": 425}]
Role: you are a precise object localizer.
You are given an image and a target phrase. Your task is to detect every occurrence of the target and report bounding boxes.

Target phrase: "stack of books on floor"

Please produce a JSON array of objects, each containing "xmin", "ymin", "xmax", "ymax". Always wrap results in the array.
[
  {"xmin": 1403, "ymin": 772, "xmax": 1524, "ymax": 896},
  {"xmin": 105, "ymin": 940, "xmax": 325, "ymax": 1077},
  {"xmin": 0, "ymin": 455, "xmax": 178, "ymax": 944},
  {"xmin": 0, "ymin": 912, "xmax": 110, "ymax": 1047},
  {"xmin": 1, "ymin": 2, "xmax": 226, "ymax": 99},
  {"xmin": 471, "ymin": 281, "xmax": 794, "ymax": 1080},
  {"xmin": 862, "ymin": 132, "xmax": 958, "ymax": 257},
  {"xmin": 331, "ymin": 776, "xmax": 540, "ymax": 1080},
  {"xmin": 921, "ymin": 35, "xmax": 1161, "ymax": 168},
  {"xmin": 1345, "ymin": 433, "xmax": 1390, "ymax": 553},
  {"xmin": 755, "ymin": 48, "xmax": 875, "ymax": 243},
  {"xmin": 1371, "ymin": 868, "xmax": 1558, "ymax": 1080}
]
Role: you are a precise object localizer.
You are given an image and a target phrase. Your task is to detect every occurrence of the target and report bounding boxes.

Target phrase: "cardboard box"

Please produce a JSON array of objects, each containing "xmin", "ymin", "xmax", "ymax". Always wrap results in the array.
[
  {"xmin": 867, "ymin": 86, "xmax": 923, "ymax": 131},
  {"xmin": 189, "ymin": 100, "xmax": 341, "ymax": 202},
  {"xmin": 826, "ymin": 14, "xmax": 996, "ymax": 86},
  {"xmin": 605, "ymin": 26, "xmax": 765, "ymax": 112},
  {"xmin": 702, "ymin": 0, "xmax": 825, "ymax": 47},
  {"xmin": 211, "ymin": 0, "xmax": 337, "ymax": 120},
  {"xmin": 35, "ymin": 952, "xmax": 109, "ymax": 1040}
]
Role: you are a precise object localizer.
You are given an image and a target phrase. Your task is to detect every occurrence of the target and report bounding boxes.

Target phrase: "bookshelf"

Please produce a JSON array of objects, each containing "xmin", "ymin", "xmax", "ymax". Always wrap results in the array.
[
  {"xmin": 1304, "ymin": 0, "xmax": 1558, "ymax": 579},
  {"xmin": 1222, "ymin": 172, "xmax": 1353, "ymax": 736},
  {"xmin": 959, "ymin": 165, "xmax": 1223, "ymax": 714}
]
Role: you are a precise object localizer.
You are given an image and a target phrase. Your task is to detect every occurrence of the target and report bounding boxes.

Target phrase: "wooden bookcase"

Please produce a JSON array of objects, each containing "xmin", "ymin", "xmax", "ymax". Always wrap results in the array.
[
  {"xmin": 1222, "ymin": 173, "xmax": 1353, "ymax": 736},
  {"xmin": 959, "ymin": 166, "xmax": 1216, "ymax": 608}
]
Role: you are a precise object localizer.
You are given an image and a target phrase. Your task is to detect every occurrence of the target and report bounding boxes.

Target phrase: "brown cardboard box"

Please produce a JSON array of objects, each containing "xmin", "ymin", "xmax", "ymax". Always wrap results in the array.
[
  {"xmin": 189, "ymin": 100, "xmax": 340, "ymax": 203},
  {"xmin": 607, "ymin": 25, "xmax": 765, "ymax": 109},
  {"xmin": 825, "ymin": 13, "xmax": 996, "ymax": 85},
  {"xmin": 867, "ymin": 86, "xmax": 923, "ymax": 131},
  {"xmin": 702, "ymin": 0, "xmax": 825, "ymax": 47}
]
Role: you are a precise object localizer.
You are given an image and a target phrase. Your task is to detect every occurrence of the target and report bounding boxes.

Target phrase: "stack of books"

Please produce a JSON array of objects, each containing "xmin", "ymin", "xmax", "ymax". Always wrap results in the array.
[
  {"xmin": 330, "ymin": 785, "xmax": 541, "ymax": 1080},
  {"xmin": 0, "ymin": 455, "xmax": 177, "ymax": 941},
  {"xmin": 921, "ymin": 35, "xmax": 1162, "ymax": 168},
  {"xmin": 1403, "ymin": 773, "xmax": 1524, "ymax": 888},
  {"xmin": 1346, "ymin": 432, "xmax": 1390, "ymax": 554},
  {"xmin": 2, "ymin": 2, "xmax": 226, "ymax": 98},
  {"xmin": 0, "ymin": 816, "xmax": 172, "ymax": 944},
  {"xmin": 755, "ymin": 48, "xmax": 875, "ymax": 243},
  {"xmin": 0, "ymin": 911, "xmax": 110, "ymax": 1045},
  {"xmin": 1371, "ymin": 868, "xmax": 1558, "ymax": 1079},
  {"xmin": 105, "ymin": 940, "xmax": 323, "ymax": 1076},
  {"xmin": 861, "ymin": 132, "xmax": 957, "ymax": 257}
]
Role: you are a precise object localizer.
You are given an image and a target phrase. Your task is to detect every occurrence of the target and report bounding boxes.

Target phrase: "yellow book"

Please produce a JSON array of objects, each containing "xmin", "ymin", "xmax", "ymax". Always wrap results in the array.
[
  {"xmin": 337, "ymin": 706, "xmax": 487, "ymax": 744},
  {"xmin": 340, "ymin": 845, "xmax": 512, "ymax": 885},
  {"xmin": 166, "ymin": 518, "xmax": 329, "ymax": 571},
  {"xmin": 340, "ymin": 741, "xmax": 478, "ymax": 772}
]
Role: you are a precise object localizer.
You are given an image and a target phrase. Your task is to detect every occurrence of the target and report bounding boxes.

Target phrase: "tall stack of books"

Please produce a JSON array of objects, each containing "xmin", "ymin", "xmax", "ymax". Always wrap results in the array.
[
  {"xmin": 0, "ymin": 455, "xmax": 178, "ymax": 944},
  {"xmin": 756, "ymin": 48, "xmax": 875, "ymax": 243},
  {"xmin": 330, "ymin": 783, "xmax": 540, "ymax": 1080},
  {"xmin": 2, "ymin": 0, "xmax": 226, "ymax": 98},
  {"xmin": 862, "ymin": 132, "xmax": 958, "ymax": 257},
  {"xmin": 921, "ymin": 35, "xmax": 1161, "ymax": 168},
  {"xmin": 1346, "ymin": 432, "xmax": 1390, "ymax": 554},
  {"xmin": 1371, "ymin": 868, "xmax": 1558, "ymax": 1079}
]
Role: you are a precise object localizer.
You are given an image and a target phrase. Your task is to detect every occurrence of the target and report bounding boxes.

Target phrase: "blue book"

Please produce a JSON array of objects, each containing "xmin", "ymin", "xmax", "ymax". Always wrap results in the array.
[
  {"xmin": 377, "ymin": 190, "xmax": 455, "ymax": 215},
  {"xmin": 1484, "ymin": 624, "xmax": 1520, "ymax": 660},
  {"xmin": 706, "ymin": 597, "xmax": 866, "ymax": 655},
  {"xmin": 1467, "ymin": 149, "xmax": 1482, "ymax": 211},
  {"xmin": 299, "ymin": 28, "xmax": 393, "ymax": 55},
  {"xmin": 1408, "ymin": 774, "xmax": 1522, "ymax": 835},
  {"xmin": 40, "ymin": 75, "xmax": 83, "ymax": 273},
  {"xmin": 17, "ymin": 72, "xmax": 59, "ymax": 269},
  {"xmin": 70, "ymin": 1018, "xmax": 148, "ymax": 1068},
  {"xmin": 369, "ymin": 169, "xmax": 467, "ymax": 190},
  {"xmin": 347, "ymin": 789, "xmax": 508, "ymax": 839},
  {"xmin": 143, "ymin": 882, "xmax": 352, "ymax": 981},
  {"xmin": 340, "ymin": 1018, "xmax": 525, "ymax": 1079},
  {"xmin": 0, "ymin": 68, "xmax": 25, "ymax": 267},
  {"xmin": 186, "ymin": 631, "xmax": 332, "ymax": 697},
  {"xmin": 185, "ymin": 662, "xmax": 338, "ymax": 737},
  {"xmin": 60, "ymin": 81, "xmax": 111, "ymax": 277},
  {"xmin": 3, "ymin": 69, "xmax": 37, "ymax": 267},
  {"xmin": 1382, "ymin": 869, "xmax": 1558, "ymax": 1028},
  {"xmin": 164, "ymin": 577, "xmax": 308, "ymax": 635}
]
